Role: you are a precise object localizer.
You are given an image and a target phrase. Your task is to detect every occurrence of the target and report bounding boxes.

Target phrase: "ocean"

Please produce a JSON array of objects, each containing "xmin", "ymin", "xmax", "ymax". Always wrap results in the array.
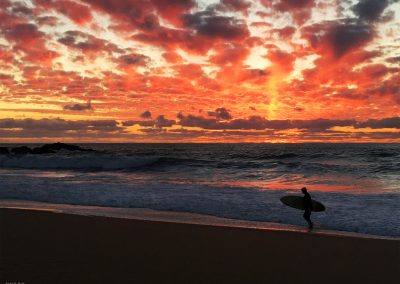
[{"xmin": 0, "ymin": 143, "xmax": 399, "ymax": 237}]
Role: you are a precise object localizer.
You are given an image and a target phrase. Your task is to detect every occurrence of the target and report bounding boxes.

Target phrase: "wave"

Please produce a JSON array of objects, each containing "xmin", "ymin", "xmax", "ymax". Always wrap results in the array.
[
  {"xmin": 0, "ymin": 153, "xmax": 160, "ymax": 170},
  {"xmin": 0, "ymin": 177, "xmax": 399, "ymax": 237}
]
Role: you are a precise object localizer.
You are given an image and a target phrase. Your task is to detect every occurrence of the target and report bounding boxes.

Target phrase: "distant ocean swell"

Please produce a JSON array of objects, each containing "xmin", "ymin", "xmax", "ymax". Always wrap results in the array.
[{"xmin": 0, "ymin": 152, "xmax": 399, "ymax": 175}]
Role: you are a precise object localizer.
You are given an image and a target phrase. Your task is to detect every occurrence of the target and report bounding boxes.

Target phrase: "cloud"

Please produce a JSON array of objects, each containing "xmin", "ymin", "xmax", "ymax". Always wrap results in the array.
[
  {"xmin": 207, "ymin": 108, "xmax": 232, "ymax": 120},
  {"xmin": 217, "ymin": 0, "xmax": 252, "ymax": 15},
  {"xmin": 356, "ymin": 117, "xmax": 400, "ymax": 129},
  {"xmin": 82, "ymin": 0, "xmax": 195, "ymax": 30},
  {"xmin": 386, "ymin": 56, "xmax": 400, "ymax": 64},
  {"xmin": 58, "ymin": 30, "xmax": 123, "ymax": 54},
  {"xmin": 3, "ymin": 22, "xmax": 59, "ymax": 64},
  {"xmin": 11, "ymin": 1, "xmax": 34, "ymax": 17},
  {"xmin": 122, "ymin": 114, "xmax": 175, "ymax": 128},
  {"xmin": 183, "ymin": 10, "xmax": 249, "ymax": 40},
  {"xmin": 155, "ymin": 115, "xmax": 175, "ymax": 128},
  {"xmin": 116, "ymin": 53, "xmax": 149, "ymax": 67},
  {"xmin": 122, "ymin": 120, "xmax": 154, "ymax": 127},
  {"xmin": 37, "ymin": 16, "xmax": 59, "ymax": 26},
  {"xmin": 63, "ymin": 100, "xmax": 92, "ymax": 111},
  {"xmin": 0, "ymin": 118, "xmax": 122, "ymax": 133},
  {"xmin": 270, "ymin": 26, "xmax": 296, "ymax": 39},
  {"xmin": 178, "ymin": 113, "xmax": 356, "ymax": 130},
  {"xmin": 267, "ymin": 48, "xmax": 296, "ymax": 73},
  {"xmin": 209, "ymin": 42, "xmax": 250, "ymax": 66},
  {"xmin": 36, "ymin": 0, "xmax": 93, "ymax": 25},
  {"xmin": 140, "ymin": 110, "xmax": 152, "ymax": 119},
  {"xmin": 6, "ymin": 23, "xmax": 43, "ymax": 46},
  {"xmin": 261, "ymin": 0, "xmax": 316, "ymax": 25},
  {"xmin": 303, "ymin": 20, "xmax": 374, "ymax": 58},
  {"xmin": 352, "ymin": 0, "xmax": 390, "ymax": 23}
]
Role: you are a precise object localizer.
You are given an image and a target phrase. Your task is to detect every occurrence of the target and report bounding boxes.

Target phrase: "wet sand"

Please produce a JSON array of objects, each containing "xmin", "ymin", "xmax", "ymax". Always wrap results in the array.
[{"xmin": 1, "ymin": 207, "xmax": 399, "ymax": 284}]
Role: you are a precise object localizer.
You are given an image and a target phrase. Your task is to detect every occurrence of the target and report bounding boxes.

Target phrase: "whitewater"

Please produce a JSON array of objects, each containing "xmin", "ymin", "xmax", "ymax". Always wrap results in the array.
[{"xmin": 0, "ymin": 143, "xmax": 399, "ymax": 237}]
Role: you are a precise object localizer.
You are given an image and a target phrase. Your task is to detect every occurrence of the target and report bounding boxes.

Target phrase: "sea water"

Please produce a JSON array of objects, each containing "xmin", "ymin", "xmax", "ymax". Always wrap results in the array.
[{"xmin": 0, "ymin": 143, "xmax": 399, "ymax": 237}]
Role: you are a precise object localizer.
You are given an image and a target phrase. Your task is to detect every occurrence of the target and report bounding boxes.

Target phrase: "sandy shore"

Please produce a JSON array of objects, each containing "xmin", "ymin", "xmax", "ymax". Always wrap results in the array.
[{"xmin": 1, "ymin": 207, "xmax": 399, "ymax": 284}]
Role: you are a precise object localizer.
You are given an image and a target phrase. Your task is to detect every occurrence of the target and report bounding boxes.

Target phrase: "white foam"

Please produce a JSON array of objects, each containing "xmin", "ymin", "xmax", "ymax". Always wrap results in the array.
[{"xmin": 0, "ymin": 172, "xmax": 399, "ymax": 237}]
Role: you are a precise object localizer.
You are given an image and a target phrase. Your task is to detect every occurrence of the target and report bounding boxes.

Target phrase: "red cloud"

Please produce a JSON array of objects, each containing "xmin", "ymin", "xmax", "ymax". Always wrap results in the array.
[
  {"xmin": 210, "ymin": 42, "xmax": 250, "ymax": 66},
  {"xmin": 82, "ymin": 0, "xmax": 195, "ymax": 29},
  {"xmin": 261, "ymin": 0, "xmax": 316, "ymax": 25},
  {"xmin": 4, "ymin": 23, "xmax": 59, "ymax": 65},
  {"xmin": 162, "ymin": 52, "xmax": 183, "ymax": 64},
  {"xmin": 58, "ymin": 30, "xmax": 123, "ymax": 54},
  {"xmin": 267, "ymin": 48, "xmax": 296, "ymax": 73},
  {"xmin": 36, "ymin": 0, "xmax": 93, "ymax": 25}
]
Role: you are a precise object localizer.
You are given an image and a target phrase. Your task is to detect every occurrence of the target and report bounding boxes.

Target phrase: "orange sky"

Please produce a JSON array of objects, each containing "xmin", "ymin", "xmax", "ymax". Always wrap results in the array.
[{"xmin": 0, "ymin": 0, "xmax": 399, "ymax": 142}]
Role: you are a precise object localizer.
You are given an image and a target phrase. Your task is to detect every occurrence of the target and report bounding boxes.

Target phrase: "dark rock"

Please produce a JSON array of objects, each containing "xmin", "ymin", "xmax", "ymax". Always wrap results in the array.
[
  {"xmin": 0, "ymin": 147, "xmax": 9, "ymax": 154},
  {"xmin": 11, "ymin": 146, "xmax": 32, "ymax": 155},
  {"xmin": 32, "ymin": 142, "xmax": 94, "ymax": 154}
]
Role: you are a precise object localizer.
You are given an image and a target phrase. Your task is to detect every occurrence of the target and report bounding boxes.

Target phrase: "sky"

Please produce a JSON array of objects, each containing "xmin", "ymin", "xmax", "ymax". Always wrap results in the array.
[{"xmin": 0, "ymin": 0, "xmax": 399, "ymax": 142}]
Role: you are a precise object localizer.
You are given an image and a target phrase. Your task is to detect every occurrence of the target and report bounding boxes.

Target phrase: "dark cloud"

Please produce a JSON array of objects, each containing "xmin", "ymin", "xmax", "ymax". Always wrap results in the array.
[
  {"xmin": 327, "ymin": 23, "xmax": 373, "ymax": 58},
  {"xmin": 356, "ymin": 117, "xmax": 400, "ymax": 129},
  {"xmin": 293, "ymin": 119, "xmax": 355, "ymax": 131},
  {"xmin": 122, "ymin": 120, "xmax": 154, "ymax": 127},
  {"xmin": 37, "ymin": 16, "xmax": 59, "ymax": 26},
  {"xmin": 155, "ymin": 115, "xmax": 175, "ymax": 128},
  {"xmin": 11, "ymin": 2, "xmax": 34, "ymax": 17},
  {"xmin": 0, "ymin": 118, "xmax": 121, "ymax": 132},
  {"xmin": 58, "ymin": 31, "xmax": 123, "ymax": 54},
  {"xmin": 207, "ymin": 108, "xmax": 232, "ymax": 120},
  {"xmin": 63, "ymin": 100, "xmax": 92, "ymax": 111},
  {"xmin": 177, "ymin": 113, "xmax": 221, "ymax": 129},
  {"xmin": 183, "ymin": 11, "xmax": 249, "ymax": 40},
  {"xmin": 123, "ymin": 114, "xmax": 175, "ymax": 128},
  {"xmin": 386, "ymin": 56, "xmax": 400, "ymax": 64},
  {"xmin": 303, "ymin": 20, "xmax": 374, "ymax": 58},
  {"xmin": 140, "ymin": 110, "xmax": 152, "ymax": 119},
  {"xmin": 117, "ymin": 53, "xmax": 149, "ymax": 66},
  {"xmin": 178, "ymin": 113, "xmax": 356, "ymax": 130},
  {"xmin": 352, "ymin": 0, "xmax": 390, "ymax": 23}
]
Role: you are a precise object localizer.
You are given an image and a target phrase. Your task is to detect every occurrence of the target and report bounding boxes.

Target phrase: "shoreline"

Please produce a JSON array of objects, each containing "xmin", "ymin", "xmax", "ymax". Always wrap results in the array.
[
  {"xmin": 1, "ymin": 204, "xmax": 399, "ymax": 284},
  {"xmin": 1, "ymin": 199, "xmax": 398, "ymax": 240},
  {"xmin": 1, "ymin": 199, "xmax": 399, "ymax": 240}
]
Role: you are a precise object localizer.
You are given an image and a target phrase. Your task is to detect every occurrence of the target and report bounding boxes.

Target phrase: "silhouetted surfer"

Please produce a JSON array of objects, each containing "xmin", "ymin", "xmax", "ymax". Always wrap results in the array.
[{"xmin": 301, "ymin": 187, "xmax": 313, "ymax": 229}]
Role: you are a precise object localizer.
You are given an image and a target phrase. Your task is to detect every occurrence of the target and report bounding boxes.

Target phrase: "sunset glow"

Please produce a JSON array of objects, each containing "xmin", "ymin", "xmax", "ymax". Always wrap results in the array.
[{"xmin": 0, "ymin": 0, "xmax": 399, "ymax": 142}]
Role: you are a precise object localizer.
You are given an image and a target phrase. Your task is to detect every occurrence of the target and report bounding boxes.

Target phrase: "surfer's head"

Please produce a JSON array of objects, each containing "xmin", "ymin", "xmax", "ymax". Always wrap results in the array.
[{"xmin": 301, "ymin": 187, "xmax": 307, "ymax": 193}]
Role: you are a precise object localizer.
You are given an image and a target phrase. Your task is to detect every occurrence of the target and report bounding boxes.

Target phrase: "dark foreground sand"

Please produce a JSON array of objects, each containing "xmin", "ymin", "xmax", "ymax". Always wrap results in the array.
[{"xmin": 1, "ymin": 208, "xmax": 399, "ymax": 284}]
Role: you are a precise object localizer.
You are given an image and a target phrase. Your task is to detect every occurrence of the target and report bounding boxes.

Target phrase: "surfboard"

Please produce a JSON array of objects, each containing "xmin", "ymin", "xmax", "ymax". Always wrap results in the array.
[{"xmin": 280, "ymin": 195, "xmax": 325, "ymax": 212}]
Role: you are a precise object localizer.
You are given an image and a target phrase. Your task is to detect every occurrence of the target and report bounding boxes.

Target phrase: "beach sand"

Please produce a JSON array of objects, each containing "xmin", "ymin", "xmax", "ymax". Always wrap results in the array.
[{"xmin": 1, "ymin": 206, "xmax": 399, "ymax": 284}]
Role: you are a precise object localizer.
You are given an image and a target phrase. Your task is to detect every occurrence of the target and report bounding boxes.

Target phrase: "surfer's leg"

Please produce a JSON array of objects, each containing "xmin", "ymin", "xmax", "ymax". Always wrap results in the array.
[{"xmin": 303, "ymin": 210, "xmax": 313, "ymax": 229}]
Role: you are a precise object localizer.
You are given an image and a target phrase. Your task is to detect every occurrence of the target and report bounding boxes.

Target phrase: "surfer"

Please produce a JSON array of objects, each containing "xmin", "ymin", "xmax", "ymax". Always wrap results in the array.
[{"xmin": 301, "ymin": 187, "xmax": 313, "ymax": 229}]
